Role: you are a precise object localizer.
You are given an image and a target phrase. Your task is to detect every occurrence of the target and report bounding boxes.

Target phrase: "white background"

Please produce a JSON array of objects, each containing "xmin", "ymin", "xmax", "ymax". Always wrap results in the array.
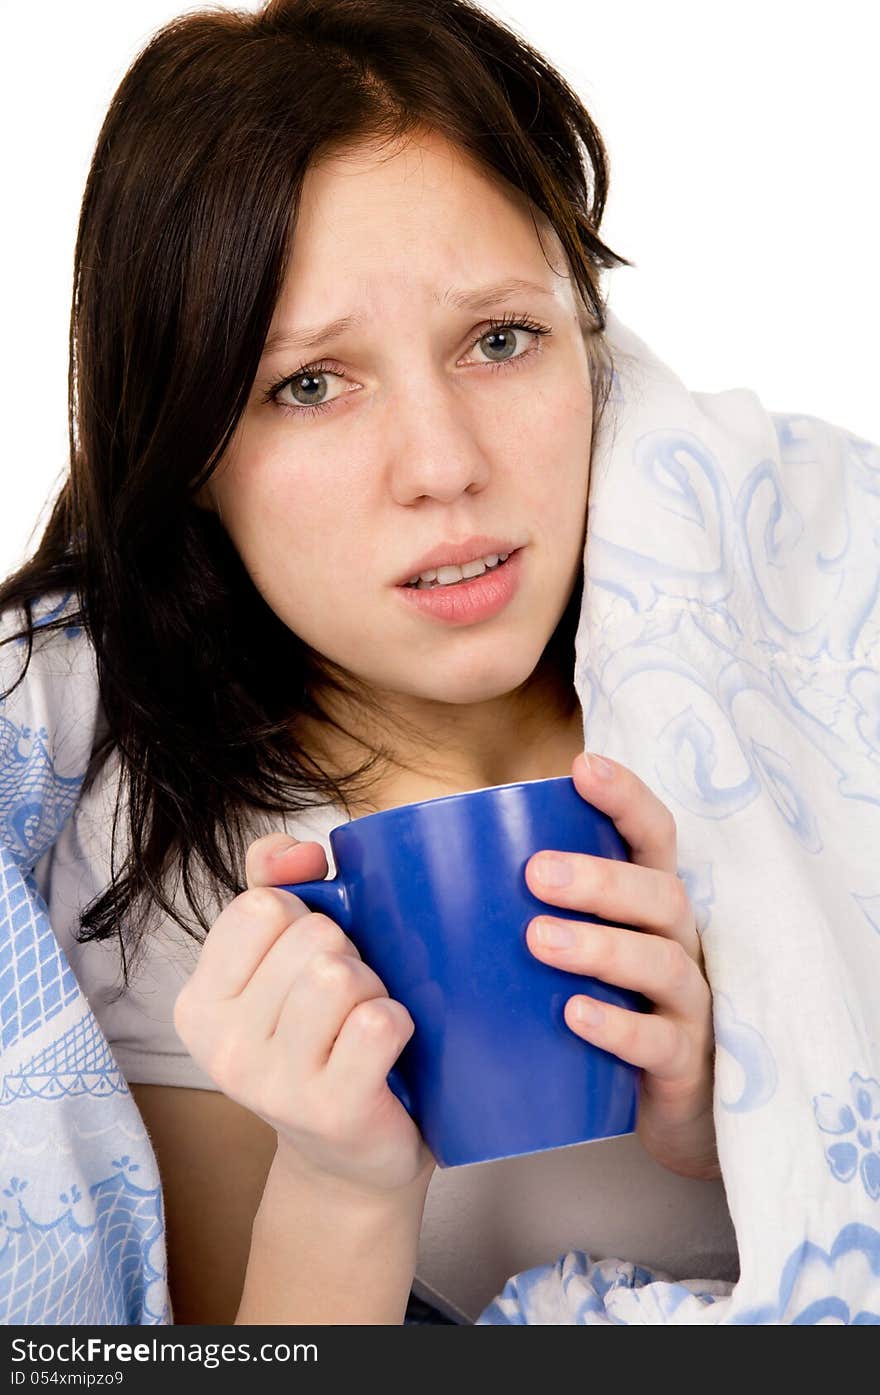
[{"xmin": 2, "ymin": 0, "xmax": 877, "ymax": 576}]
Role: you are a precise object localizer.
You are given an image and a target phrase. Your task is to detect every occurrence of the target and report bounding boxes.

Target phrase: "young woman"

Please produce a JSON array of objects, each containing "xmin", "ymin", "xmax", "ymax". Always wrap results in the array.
[{"xmin": 0, "ymin": 0, "xmax": 740, "ymax": 1323}]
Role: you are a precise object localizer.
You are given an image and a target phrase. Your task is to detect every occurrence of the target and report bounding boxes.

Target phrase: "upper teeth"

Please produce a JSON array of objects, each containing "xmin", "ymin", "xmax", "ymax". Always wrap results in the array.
[{"xmin": 405, "ymin": 552, "xmax": 510, "ymax": 588}]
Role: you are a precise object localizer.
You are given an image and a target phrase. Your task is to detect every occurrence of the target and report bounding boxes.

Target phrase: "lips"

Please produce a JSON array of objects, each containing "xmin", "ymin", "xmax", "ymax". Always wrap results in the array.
[
  {"xmin": 394, "ymin": 536, "xmax": 522, "ymax": 588},
  {"xmin": 395, "ymin": 543, "xmax": 524, "ymax": 624},
  {"xmin": 404, "ymin": 552, "xmax": 510, "ymax": 589}
]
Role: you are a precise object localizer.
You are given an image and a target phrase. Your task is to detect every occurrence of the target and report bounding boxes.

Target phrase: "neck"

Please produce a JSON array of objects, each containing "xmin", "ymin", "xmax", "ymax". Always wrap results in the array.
[{"xmin": 294, "ymin": 650, "xmax": 583, "ymax": 817}]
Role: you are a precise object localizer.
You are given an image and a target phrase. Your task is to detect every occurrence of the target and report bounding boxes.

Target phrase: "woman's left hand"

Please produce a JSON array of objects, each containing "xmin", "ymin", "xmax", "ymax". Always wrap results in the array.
[{"xmin": 524, "ymin": 751, "xmax": 720, "ymax": 1181}]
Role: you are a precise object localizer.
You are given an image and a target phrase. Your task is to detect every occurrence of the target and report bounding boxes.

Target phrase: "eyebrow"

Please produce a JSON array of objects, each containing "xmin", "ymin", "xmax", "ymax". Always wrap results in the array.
[{"xmin": 260, "ymin": 277, "xmax": 557, "ymax": 359}]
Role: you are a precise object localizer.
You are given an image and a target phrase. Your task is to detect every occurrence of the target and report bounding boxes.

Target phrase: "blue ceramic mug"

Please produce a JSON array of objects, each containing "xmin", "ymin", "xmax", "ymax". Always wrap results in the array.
[{"xmin": 282, "ymin": 775, "xmax": 645, "ymax": 1167}]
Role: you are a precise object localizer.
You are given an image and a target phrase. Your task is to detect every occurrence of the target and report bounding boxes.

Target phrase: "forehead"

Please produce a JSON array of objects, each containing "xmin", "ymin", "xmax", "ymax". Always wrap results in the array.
[
  {"xmin": 310, "ymin": 125, "xmax": 521, "ymax": 203},
  {"xmin": 281, "ymin": 126, "xmax": 571, "ymax": 305}
]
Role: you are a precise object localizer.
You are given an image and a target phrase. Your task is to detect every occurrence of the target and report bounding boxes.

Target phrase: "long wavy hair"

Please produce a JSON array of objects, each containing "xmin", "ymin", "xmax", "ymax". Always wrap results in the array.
[{"xmin": 0, "ymin": 0, "xmax": 632, "ymax": 977}]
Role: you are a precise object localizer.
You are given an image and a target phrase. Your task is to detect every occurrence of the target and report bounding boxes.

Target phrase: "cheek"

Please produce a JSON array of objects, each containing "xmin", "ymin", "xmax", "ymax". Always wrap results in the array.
[
  {"xmin": 509, "ymin": 364, "xmax": 593, "ymax": 448},
  {"xmin": 545, "ymin": 371, "xmax": 594, "ymax": 436},
  {"xmin": 215, "ymin": 431, "xmax": 378, "ymax": 625},
  {"xmin": 517, "ymin": 401, "xmax": 591, "ymax": 497},
  {"xmin": 220, "ymin": 446, "xmax": 346, "ymax": 557},
  {"xmin": 545, "ymin": 380, "xmax": 593, "ymax": 480}
]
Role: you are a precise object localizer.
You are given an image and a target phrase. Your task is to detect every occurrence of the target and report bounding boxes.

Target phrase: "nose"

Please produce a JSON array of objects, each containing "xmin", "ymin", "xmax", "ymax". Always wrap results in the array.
[{"xmin": 386, "ymin": 369, "xmax": 492, "ymax": 505}]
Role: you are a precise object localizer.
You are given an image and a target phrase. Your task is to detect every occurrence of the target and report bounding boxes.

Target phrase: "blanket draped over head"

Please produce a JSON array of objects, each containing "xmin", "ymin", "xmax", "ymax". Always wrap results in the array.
[{"xmin": 2, "ymin": 311, "xmax": 879, "ymax": 1325}]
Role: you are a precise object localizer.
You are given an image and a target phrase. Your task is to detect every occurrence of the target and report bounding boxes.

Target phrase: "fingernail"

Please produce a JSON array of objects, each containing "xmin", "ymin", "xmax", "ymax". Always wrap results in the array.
[
  {"xmin": 269, "ymin": 839, "xmax": 298, "ymax": 860},
  {"xmin": 584, "ymin": 752, "xmax": 614, "ymax": 779},
  {"xmin": 535, "ymin": 919, "xmax": 575, "ymax": 948},
  {"xmin": 535, "ymin": 856, "xmax": 573, "ymax": 887},
  {"xmin": 573, "ymin": 998, "xmax": 604, "ymax": 1026}
]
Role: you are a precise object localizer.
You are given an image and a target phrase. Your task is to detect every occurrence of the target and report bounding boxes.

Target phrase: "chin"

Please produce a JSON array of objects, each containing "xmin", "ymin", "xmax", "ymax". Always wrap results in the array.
[{"xmin": 423, "ymin": 654, "xmax": 547, "ymax": 706}]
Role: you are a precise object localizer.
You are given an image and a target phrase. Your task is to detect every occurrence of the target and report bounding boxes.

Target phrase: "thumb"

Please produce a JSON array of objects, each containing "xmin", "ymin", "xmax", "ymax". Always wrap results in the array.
[{"xmin": 246, "ymin": 832, "xmax": 329, "ymax": 889}]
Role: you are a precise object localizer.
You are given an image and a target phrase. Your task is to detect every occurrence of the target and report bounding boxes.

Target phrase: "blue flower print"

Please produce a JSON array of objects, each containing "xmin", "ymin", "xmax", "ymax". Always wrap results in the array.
[
  {"xmin": 813, "ymin": 1073, "xmax": 880, "ymax": 1201},
  {"xmin": 732, "ymin": 1224, "xmax": 880, "ymax": 1324}
]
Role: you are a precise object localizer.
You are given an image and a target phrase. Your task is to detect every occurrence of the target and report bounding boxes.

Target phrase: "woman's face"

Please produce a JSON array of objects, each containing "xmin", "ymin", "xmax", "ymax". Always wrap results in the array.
[{"xmin": 207, "ymin": 127, "xmax": 594, "ymax": 722}]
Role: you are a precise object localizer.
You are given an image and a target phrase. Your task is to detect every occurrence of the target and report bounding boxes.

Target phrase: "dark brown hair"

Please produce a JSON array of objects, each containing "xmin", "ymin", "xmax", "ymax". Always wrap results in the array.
[{"xmin": 0, "ymin": 0, "xmax": 631, "ymax": 976}]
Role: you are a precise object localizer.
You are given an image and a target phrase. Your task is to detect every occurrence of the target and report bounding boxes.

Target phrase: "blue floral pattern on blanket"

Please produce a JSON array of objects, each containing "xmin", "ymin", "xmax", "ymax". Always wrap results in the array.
[
  {"xmin": 732, "ymin": 1225, "xmax": 880, "ymax": 1324},
  {"xmin": 713, "ymin": 992, "xmax": 778, "ymax": 1114},
  {"xmin": 1, "ymin": 599, "xmax": 170, "ymax": 1324},
  {"xmin": 478, "ymin": 1225, "xmax": 880, "ymax": 1324},
  {"xmin": 477, "ymin": 1251, "xmax": 730, "ymax": 1325},
  {"xmin": 814, "ymin": 1074, "xmax": 880, "ymax": 1201}
]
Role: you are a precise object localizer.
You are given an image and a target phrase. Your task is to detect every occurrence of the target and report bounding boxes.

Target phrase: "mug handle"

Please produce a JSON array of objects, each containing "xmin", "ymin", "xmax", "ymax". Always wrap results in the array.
[{"xmin": 280, "ymin": 877, "xmax": 413, "ymax": 1115}]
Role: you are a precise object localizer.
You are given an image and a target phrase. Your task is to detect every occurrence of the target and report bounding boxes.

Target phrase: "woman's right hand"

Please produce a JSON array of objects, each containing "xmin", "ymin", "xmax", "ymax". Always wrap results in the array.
[{"xmin": 173, "ymin": 831, "xmax": 435, "ymax": 1200}]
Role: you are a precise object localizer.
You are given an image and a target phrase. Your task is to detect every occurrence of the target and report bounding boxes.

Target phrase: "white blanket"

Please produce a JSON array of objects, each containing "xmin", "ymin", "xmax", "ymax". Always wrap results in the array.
[
  {"xmin": 2, "ymin": 310, "xmax": 878, "ymax": 1324},
  {"xmin": 478, "ymin": 311, "xmax": 880, "ymax": 1323}
]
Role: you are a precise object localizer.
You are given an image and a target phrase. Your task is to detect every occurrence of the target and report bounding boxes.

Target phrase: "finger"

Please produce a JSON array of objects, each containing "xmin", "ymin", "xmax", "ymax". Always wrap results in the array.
[
  {"xmin": 569, "ymin": 752, "xmax": 678, "ymax": 874},
  {"xmin": 265, "ymin": 947, "xmax": 390, "ymax": 1073},
  {"xmin": 190, "ymin": 885, "xmax": 316, "ymax": 999},
  {"xmin": 237, "ymin": 910, "xmax": 364, "ymax": 1031},
  {"xmin": 563, "ymin": 993, "xmax": 703, "ymax": 1082},
  {"xmin": 525, "ymin": 854, "xmax": 700, "ymax": 960},
  {"xmin": 527, "ymin": 918, "xmax": 710, "ymax": 1017},
  {"xmin": 246, "ymin": 832, "xmax": 329, "ymax": 890},
  {"xmin": 321, "ymin": 995, "xmax": 416, "ymax": 1114}
]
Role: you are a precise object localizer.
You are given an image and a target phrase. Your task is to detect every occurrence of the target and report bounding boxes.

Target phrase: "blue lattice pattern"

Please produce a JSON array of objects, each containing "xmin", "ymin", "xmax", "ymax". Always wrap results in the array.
[
  {"xmin": 0, "ymin": 850, "xmax": 81, "ymax": 1053},
  {"xmin": 1, "ymin": 1014, "xmax": 128, "ymax": 1105},
  {"xmin": 0, "ymin": 596, "xmax": 170, "ymax": 1324},
  {"xmin": 2, "ymin": 590, "xmax": 86, "ymax": 874},
  {"xmin": 0, "ymin": 716, "xmax": 85, "ymax": 871},
  {"xmin": 0, "ymin": 1163, "xmax": 167, "ymax": 1324}
]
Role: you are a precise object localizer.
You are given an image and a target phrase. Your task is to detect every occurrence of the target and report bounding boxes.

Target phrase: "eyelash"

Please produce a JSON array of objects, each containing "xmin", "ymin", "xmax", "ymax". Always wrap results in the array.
[{"xmin": 261, "ymin": 312, "xmax": 552, "ymax": 420}]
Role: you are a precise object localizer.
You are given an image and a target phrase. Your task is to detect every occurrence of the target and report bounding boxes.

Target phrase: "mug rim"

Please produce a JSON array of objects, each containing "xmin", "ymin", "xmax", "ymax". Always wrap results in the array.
[{"xmin": 336, "ymin": 773, "xmax": 575, "ymax": 831}]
